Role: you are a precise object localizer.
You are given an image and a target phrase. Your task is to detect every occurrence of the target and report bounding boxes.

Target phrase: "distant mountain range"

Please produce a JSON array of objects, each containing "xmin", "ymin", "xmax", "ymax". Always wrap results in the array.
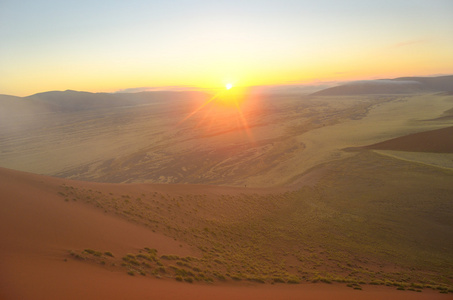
[
  {"xmin": 1, "ymin": 75, "xmax": 452, "ymax": 116},
  {"xmin": 311, "ymin": 75, "xmax": 453, "ymax": 96},
  {"xmin": 0, "ymin": 90, "xmax": 210, "ymax": 118}
]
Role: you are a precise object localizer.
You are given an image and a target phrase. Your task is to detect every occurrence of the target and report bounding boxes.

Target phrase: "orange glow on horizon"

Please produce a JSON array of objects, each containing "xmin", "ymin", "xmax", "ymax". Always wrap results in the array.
[{"xmin": 177, "ymin": 85, "xmax": 254, "ymax": 141}]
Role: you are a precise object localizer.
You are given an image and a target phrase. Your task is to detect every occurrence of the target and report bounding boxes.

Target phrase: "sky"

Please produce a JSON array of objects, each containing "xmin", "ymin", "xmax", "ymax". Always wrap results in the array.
[{"xmin": 1, "ymin": 0, "xmax": 452, "ymax": 96}]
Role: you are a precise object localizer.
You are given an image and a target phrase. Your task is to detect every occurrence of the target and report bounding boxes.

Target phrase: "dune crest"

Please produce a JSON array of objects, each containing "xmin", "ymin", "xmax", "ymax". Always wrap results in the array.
[{"xmin": 363, "ymin": 126, "xmax": 453, "ymax": 153}]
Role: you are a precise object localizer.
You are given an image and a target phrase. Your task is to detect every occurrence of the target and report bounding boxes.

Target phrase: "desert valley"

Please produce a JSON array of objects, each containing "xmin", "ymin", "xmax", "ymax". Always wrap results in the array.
[{"xmin": 1, "ymin": 75, "xmax": 453, "ymax": 299}]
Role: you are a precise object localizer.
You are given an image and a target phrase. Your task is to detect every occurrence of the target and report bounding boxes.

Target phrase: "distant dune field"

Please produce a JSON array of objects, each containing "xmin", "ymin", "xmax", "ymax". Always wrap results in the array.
[
  {"xmin": 1, "ymin": 89, "xmax": 452, "ymax": 187},
  {"xmin": 1, "ymin": 76, "xmax": 453, "ymax": 299}
]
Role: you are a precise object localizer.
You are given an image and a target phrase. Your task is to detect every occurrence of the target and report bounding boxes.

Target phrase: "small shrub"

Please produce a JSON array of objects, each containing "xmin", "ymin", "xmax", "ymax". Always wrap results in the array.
[
  {"xmin": 214, "ymin": 273, "xmax": 226, "ymax": 281},
  {"xmin": 74, "ymin": 254, "xmax": 84, "ymax": 260},
  {"xmin": 161, "ymin": 255, "xmax": 180, "ymax": 260},
  {"xmin": 104, "ymin": 251, "xmax": 114, "ymax": 257},
  {"xmin": 84, "ymin": 249, "xmax": 102, "ymax": 256},
  {"xmin": 137, "ymin": 254, "xmax": 149, "ymax": 260},
  {"xmin": 411, "ymin": 283, "xmax": 423, "ymax": 289},
  {"xmin": 145, "ymin": 248, "xmax": 158, "ymax": 255},
  {"xmin": 287, "ymin": 276, "xmax": 301, "ymax": 284},
  {"xmin": 248, "ymin": 277, "xmax": 265, "ymax": 284},
  {"xmin": 122, "ymin": 255, "xmax": 140, "ymax": 266}
]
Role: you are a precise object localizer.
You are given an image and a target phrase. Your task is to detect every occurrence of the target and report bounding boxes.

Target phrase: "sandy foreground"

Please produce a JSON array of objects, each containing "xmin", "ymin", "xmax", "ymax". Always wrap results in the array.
[{"xmin": 1, "ymin": 167, "xmax": 451, "ymax": 300}]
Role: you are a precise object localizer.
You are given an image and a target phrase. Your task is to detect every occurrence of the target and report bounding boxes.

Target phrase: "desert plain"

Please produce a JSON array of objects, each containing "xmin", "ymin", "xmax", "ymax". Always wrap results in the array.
[{"xmin": 1, "ymin": 78, "xmax": 453, "ymax": 299}]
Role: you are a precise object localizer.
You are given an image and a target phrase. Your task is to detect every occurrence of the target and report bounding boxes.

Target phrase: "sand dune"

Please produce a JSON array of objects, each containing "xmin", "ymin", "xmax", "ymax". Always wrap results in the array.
[
  {"xmin": 2, "ymin": 89, "xmax": 452, "ymax": 187},
  {"xmin": 1, "ymin": 164, "xmax": 452, "ymax": 299},
  {"xmin": 364, "ymin": 126, "xmax": 453, "ymax": 153},
  {"xmin": 312, "ymin": 75, "xmax": 453, "ymax": 96},
  {"xmin": 0, "ymin": 167, "xmax": 194, "ymax": 299},
  {"xmin": 0, "ymin": 168, "xmax": 195, "ymax": 254}
]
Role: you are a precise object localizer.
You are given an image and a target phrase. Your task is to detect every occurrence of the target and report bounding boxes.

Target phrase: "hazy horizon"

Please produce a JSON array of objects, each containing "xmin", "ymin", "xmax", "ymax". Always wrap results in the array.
[
  {"xmin": 2, "ymin": 74, "xmax": 452, "ymax": 98},
  {"xmin": 1, "ymin": 0, "xmax": 452, "ymax": 96}
]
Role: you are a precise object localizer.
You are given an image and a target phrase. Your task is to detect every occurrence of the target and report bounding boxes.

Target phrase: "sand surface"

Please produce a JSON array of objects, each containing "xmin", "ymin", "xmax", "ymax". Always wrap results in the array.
[
  {"xmin": 2, "ymin": 92, "xmax": 451, "ymax": 187},
  {"xmin": 1, "ymin": 166, "xmax": 452, "ymax": 299},
  {"xmin": 373, "ymin": 150, "xmax": 453, "ymax": 170},
  {"xmin": 3, "ymin": 258, "xmax": 449, "ymax": 300},
  {"xmin": 365, "ymin": 126, "xmax": 453, "ymax": 153},
  {"xmin": 1, "ymin": 91, "xmax": 453, "ymax": 299}
]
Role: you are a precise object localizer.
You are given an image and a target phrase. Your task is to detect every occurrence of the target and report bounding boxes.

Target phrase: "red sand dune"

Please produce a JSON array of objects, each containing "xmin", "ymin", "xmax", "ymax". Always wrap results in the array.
[
  {"xmin": 364, "ymin": 126, "xmax": 453, "ymax": 153},
  {"xmin": 0, "ymin": 167, "xmax": 450, "ymax": 300}
]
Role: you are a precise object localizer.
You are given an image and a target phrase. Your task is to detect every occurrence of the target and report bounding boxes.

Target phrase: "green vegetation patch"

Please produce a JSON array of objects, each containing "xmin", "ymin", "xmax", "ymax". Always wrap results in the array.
[{"xmin": 60, "ymin": 153, "xmax": 453, "ymax": 291}]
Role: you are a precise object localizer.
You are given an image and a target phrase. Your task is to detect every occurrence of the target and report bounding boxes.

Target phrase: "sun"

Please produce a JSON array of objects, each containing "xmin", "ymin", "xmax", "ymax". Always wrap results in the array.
[{"xmin": 177, "ymin": 82, "xmax": 253, "ymax": 140}]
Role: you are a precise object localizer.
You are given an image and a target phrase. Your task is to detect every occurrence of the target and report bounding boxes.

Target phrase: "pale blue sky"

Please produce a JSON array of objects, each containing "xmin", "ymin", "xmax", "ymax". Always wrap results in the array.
[{"xmin": 1, "ymin": 0, "xmax": 452, "ymax": 96}]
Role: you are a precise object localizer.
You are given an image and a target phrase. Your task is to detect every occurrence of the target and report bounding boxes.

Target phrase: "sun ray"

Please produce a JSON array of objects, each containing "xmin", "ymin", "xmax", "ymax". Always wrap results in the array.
[
  {"xmin": 177, "ymin": 84, "xmax": 255, "ymax": 142},
  {"xmin": 176, "ymin": 93, "xmax": 221, "ymax": 125},
  {"xmin": 234, "ymin": 101, "xmax": 254, "ymax": 142}
]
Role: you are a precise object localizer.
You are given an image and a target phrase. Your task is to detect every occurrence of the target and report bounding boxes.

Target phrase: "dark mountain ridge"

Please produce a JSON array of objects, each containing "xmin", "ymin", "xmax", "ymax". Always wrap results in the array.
[
  {"xmin": 311, "ymin": 75, "xmax": 453, "ymax": 96},
  {"xmin": 22, "ymin": 90, "xmax": 210, "ymax": 113}
]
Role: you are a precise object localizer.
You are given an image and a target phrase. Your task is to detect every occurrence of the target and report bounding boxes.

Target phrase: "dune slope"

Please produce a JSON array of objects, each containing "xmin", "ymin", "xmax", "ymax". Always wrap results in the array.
[
  {"xmin": 311, "ymin": 75, "xmax": 453, "ymax": 96},
  {"xmin": 1, "ymin": 153, "xmax": 452, "ymax": 299},
  {"xmin": 364, "ymin": 126, "xmax": 453, "ymax": 153}
]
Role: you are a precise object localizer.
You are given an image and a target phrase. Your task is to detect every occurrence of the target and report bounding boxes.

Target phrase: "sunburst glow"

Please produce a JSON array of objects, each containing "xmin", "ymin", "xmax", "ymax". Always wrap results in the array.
[{"xmin": 177, "ymin": 84, "xmax": 254, "ymax": 141}]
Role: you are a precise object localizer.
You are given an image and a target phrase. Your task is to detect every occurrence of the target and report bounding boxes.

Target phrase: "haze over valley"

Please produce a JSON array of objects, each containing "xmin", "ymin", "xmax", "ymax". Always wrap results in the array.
[{"xmin": 2, "ymin": 76, "xmax": 452, "ymax": 187}]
